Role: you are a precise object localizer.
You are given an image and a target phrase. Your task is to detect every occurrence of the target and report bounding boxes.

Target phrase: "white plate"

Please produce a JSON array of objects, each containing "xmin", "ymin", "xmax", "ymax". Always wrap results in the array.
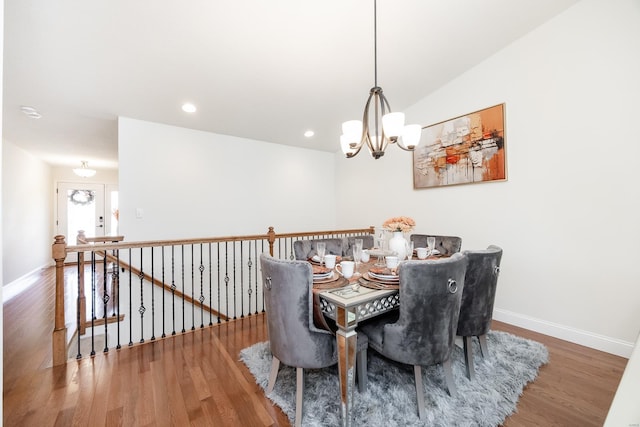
[
  {"xmin": 313, "ymin": 271, "xmax": 333, "ymax": 280},
  {"xmin": 368, "ymin": 271, "xmax": 399, "ymax": 281}
]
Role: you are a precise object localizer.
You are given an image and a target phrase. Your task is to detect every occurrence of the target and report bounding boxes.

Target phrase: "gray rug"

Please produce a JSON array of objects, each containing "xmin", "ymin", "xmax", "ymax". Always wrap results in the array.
[{"xmin": 239, "ymin": 330, "xmax": 548, "ymax": 426}]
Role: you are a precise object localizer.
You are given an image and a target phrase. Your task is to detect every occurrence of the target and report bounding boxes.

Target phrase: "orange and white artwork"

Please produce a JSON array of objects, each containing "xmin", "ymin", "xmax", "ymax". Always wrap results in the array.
[{"xmin": 413, "ymin": 104, "xmax": 506, "ymax": 189}]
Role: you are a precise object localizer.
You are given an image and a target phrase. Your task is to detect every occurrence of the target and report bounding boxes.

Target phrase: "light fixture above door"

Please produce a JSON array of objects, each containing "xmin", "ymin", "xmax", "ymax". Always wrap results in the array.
[
  {"xmin": 340, "ymin": 0, "xmax": 421, "ymax": 159},
  {"xmin": 73, "ymin": 161, "xmax": 96, "ymax": 178}
]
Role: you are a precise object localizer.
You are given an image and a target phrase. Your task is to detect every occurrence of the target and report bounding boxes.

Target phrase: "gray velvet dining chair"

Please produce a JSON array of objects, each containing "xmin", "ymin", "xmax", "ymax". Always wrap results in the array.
[
  {"xmin": 456, "ymin": 245, "xmax": 503, "ymax": 381},
  {"xmin": 259, "ymin": 254, "xmax": 368, "ymax": 426},
  {"xmin": 342, "ymin": 235, "xmax": 375, "ymax": 257},
  {"xmin": 409, "ymin": 234, "xmax": 463, "ymax": 255},
  {"xmin": 359, "ymin": 253, "xmax": 468, "ymax": 420},
  {"xmin": 292, "ymin": 238, "xmax": 344, "ymax": 260}
]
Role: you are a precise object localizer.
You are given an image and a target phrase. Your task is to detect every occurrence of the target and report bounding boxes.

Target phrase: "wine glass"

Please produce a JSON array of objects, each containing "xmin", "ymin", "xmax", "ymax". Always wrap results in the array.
[
  {"xmin": 353, "ymin": 245, "xmax": 362, "ymax": 277},
  {"xmin": 316, "ymin": 242, "xmax": 326, "ymax": 266},
  {"xmin": 427, "ymin": 236, "xmax": 436, "ymax": 256}
]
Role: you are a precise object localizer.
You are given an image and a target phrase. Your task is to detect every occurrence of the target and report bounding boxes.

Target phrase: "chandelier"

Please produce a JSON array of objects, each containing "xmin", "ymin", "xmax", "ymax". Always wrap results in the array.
[
  {"xmin": 73, "ymin": 161, "xmax": 96, "ymax": 178},
  {"xmin": 340, "ymin": 0, "xmax": 421, "ymax": 159}
]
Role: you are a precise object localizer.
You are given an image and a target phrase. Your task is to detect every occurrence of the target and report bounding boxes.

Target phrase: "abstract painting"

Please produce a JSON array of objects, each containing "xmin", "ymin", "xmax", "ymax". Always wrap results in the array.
[{"xmin": 413, "ymin": 104, "xmax": 506, "ymax": 189}]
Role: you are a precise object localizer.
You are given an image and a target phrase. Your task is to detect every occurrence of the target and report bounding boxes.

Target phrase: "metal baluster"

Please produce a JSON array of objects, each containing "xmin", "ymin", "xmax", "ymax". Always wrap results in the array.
[
  {"xmin": 171, "ymin": 245, "xmax": 176, "ymax": 336},
  {"xmin": 247, "ymin": 241, "xmax": 253, "ymax": 315},
  {"xmin": 238, "ymin": 242, "xmax": 244, "ymax": 319},
  {"xmin": 191, "ymin": 244, "xmax": 195, "ymax": 331},
  {"xmin": 217, "ymin": 243, "xmax": 222, "ymax": 324},
  {"xmin": 103, "ymin": 253, "xmax": 109, "ymax": 352},
  {"xmin": 76, "ymin": 252, "xmax": 83, "ymax": 359},
  {"xmin": 115, "ymin": 249, "xmax": 121, "ymax": 350},
  {"xmin": 151, "ymin": 246, "xmax": 156, "ymax": 341},
  {"xmin": 233, "ymin": 241, "xmax": 237, "ymax": 320},
  {"xmin": 138, "ymin": 247, "xmax": 146, "ymax": 343},
  {"xmin": 224, "ymin": 242, "xmax": 230, "ymax": 320},
  {"xmin": 199, "ymin": 243, "xmax": 205, "ymax": 328},
  {"xmin": 181, "ymin": 245, "xmax": 186, "ymax": 333},
  {"xmin": 91, "ymin": 250, "xmax": 96, "ymax": 356},
  {"xmin": 161, "ymin": 245, "xmax": 166, "ymax": 338},
  {"xmin": 128, "ymin": 248, "xmax": 133, "ymax": 346},
  {"xmin": 208, "ymin": 243, "xmax": 213, "ymax": 326}
]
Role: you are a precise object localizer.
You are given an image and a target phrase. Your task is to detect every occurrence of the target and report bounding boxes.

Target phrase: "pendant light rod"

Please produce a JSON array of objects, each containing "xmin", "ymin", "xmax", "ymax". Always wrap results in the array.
[
  {"xmin": 339, "ymin": 0, "xmax": 422, "ymax": 159},
  {"xmin": 374, "ymin": 0, "xmax": 378, "ymax": 88}
]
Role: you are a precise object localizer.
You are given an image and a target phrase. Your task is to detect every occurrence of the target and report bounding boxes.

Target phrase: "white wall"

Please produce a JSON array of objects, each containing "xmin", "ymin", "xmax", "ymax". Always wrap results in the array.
[
  {"xmin": 336, "ymin": 0, "xmax": 640, "ymax": 356},
  {"xmin": 1, "ymin": 140, "xmax": 53, "ymax": 284},
  {"xmin": 118, "ymin": 118, "xmax": 336, "ymax": 241}
]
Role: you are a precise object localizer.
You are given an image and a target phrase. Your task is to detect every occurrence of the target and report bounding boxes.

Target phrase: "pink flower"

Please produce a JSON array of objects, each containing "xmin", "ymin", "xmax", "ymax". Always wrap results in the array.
[{"xmin": 382, "ymin": 216, "xmax": 416, "ymax": 232}]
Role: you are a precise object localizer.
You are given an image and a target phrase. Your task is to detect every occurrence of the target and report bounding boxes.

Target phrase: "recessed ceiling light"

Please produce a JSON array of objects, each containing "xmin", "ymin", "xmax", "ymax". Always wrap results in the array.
[
  {"xmin": 182, "ymin": 103, "xmax": 197, "ymax": 113},
  {"xmin": 20, "ymin": 105, "xmax": 42, "ymax": 119},
  {"xmin": 304, "ymin": 130, "xmax": 314, "ymax": 138}
]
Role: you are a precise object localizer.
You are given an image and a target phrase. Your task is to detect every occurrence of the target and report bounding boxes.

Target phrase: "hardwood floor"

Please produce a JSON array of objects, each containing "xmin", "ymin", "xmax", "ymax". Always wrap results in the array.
[{"xmin": 3, "ymin": 266, "xmax": 628, "ymax": 426}]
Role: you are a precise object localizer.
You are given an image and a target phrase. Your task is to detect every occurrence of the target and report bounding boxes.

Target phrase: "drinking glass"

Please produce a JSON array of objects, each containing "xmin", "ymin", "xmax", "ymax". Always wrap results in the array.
[
  {"xmin": 353, "ymin": 245, "xmax": 362, "ymax": 277},
  {"xmin": 427, "ymin": 236, "xmax": 436, "ymax": 256},
  {"xmin": 405, "ymin": 240, "xmax": 414, "ymax": 260},
  {"xmin": 316, "ymin": 242, "xmax": 326, "ymax": 266}
]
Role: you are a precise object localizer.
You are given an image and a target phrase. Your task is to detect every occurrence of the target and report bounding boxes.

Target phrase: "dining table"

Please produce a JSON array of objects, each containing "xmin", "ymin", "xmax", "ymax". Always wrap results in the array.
[{"xmin": 310, "ymin": 249, "xmax": 447, "ymax": 427}]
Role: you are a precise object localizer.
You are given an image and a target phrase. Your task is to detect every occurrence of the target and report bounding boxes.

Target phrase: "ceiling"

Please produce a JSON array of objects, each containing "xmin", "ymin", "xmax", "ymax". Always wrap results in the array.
[{"xmin": 3, "ymin": 0, "xmax": 579, "ymax": 169}]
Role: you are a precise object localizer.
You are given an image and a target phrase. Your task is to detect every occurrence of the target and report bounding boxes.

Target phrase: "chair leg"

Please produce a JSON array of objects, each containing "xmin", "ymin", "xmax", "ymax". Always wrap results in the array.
[
  {"xmin": 413, "ymin": 365, "xmax": 426, "ymax": 420},
  {"xmin": 267, "ymin": 356, "xmax": 280, "ymax": 393},
  {"xmin": 462, "ymin": 335, "xmax": 476, "ymax": 381},
  {"xmin": 478, "ymin": 334, "xmax": 489, "ymax": 358},
  {"xmin": 295, "ymin": 367, "xmax": 304, "ymax": 427},
  {"xmin": 442, "ymin": 358, "xmax": 457, "ymax": 397},
  {"xmin": 357, "ymin": 347, "xmax": 367, "ymax": 393}
]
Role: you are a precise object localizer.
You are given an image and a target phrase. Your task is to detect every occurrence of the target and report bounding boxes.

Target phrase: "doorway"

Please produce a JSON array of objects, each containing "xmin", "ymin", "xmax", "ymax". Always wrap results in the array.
[{"xmin": 57, "ymin": 182, "xmax": 107, "ymax": 242}]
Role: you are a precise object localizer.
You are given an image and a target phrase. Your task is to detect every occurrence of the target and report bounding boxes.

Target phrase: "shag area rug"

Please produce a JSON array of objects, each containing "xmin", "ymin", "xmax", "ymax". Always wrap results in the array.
[{"xmin": 240, "ymin": 330, "xmax": 548, "ymax": 426}]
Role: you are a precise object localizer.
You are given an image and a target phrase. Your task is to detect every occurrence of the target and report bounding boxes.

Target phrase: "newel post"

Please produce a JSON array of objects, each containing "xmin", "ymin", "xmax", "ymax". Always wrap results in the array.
[
  {"xmin": 267, "ymin": 226, "xmax": 276, "ymax": 256},
  {"xmin": 52, "ymin": 235, "xmax": 68, "ymax": 366},
  {"xmin": 76, "ymin": 231, "xmax": 86, "ymax": 335}
]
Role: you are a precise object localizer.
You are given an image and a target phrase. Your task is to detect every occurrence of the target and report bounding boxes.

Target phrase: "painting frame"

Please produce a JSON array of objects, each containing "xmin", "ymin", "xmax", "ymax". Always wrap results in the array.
[{"xmin": 413, "ymin": 103, "xmax": 507, "ymax": 189}]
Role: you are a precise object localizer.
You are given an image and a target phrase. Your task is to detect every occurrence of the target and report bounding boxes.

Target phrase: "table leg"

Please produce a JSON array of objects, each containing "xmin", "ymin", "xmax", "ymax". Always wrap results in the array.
[{"xmin": 336, "ymin": 328, "xmax": 357, "ymax": 427}]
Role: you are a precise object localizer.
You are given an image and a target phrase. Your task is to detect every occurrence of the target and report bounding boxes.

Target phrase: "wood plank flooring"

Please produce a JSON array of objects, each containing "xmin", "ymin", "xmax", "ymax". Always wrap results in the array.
[{"xmin": 3, "ymin": 266, "xmax": 629, "ymax": 426}]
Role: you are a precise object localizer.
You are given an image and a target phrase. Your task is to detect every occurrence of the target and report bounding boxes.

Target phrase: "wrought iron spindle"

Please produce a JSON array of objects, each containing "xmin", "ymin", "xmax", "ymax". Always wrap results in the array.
[
  {"xmin": 171, "ymin": 245, "xmax": 176, "ymax": 336},
  {"xmin": 91, "ymin": 251, "xmax": 96, "ymax": 356},
  {"xmin": 76, "ymin": 252, "xmax": 83, "ymax": 359},
  {"xmin": 181, "ymin": 245, "xmax": 186, "ymax": 333},
  {"xmin": 138, "ymin": 247, "xmax": 146, "ymax": 343},
  {"xmin": 161, "ymin": 246, "xmax": 166, "ymax": 338},
  {"xmin": 102, "ymin": 254, "xmax": 109, "ymax": 352},
  {"xmin": 199, "ymin": 243, "xmax": 205, "ymax": 328},
  {"xmin": 208, "ymin": 243, "xmax": 213, "ymax": 326},
  {"xmin": 191, "ymin": 244, "xmax": 195, "ymax": 331},
  {"xmin": 151, "ymin": 246, "xmax": 156, "ymax": 341},
  {"xmin": 128, "ymin": 248, "xmax": 133, "ymax": 346},
  {"xmin": 115, "ymin": 249, "xmax": 121, "ymax": 350}
]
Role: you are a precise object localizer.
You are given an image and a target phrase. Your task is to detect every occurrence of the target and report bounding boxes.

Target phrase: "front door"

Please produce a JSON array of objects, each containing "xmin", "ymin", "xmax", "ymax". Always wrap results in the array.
[{"xmin": 57, "ymin": 182, "xmax": 106, "ymax": 242}]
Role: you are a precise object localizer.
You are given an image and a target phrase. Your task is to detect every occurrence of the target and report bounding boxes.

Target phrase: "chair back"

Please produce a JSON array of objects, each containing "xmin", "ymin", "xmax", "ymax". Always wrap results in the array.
[
  {"xmin": 410, "ymin": 234, "xmax": 462, "ymax": 255},
  {"xmin": 259, "ymin": 254, "xmax": 336, "ymax": 369},
  {"xmin": 456, "ymin": 245, "xmax": 503, "ymax": 337},
  {"xmin": 383, "ymin": 253, "xmax": 468, "ymax": 366},
  {"xmin": 342, "ymin": 235, "xmax": 374, "ymax": 257},
  {"xmin": 292, "ymin": 238, "xmax": 344, "ymax": 260}
]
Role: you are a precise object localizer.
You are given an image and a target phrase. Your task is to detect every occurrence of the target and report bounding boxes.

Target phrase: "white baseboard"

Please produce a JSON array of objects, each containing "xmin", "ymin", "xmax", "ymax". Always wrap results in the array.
[
  {"xmin": 2, "ymin": 263, "xmax": 52, "ymax": 303},
  {"xmin": 494, "ymin": 308, "xmax": 634, "ymax": 358}
]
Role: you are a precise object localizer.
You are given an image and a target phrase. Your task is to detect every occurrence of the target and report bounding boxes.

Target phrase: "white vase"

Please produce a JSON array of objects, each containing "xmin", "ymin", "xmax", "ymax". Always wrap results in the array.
[{"xmin": 388, "ymin": 231, "xmax": 407, "ymax": 260}]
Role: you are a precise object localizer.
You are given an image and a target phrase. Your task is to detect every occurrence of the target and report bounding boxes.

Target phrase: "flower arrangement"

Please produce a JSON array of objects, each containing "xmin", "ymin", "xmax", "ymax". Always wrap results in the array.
[{"xmin": 382, "ymin": 216, "xmax": 416, "ymax": 233}]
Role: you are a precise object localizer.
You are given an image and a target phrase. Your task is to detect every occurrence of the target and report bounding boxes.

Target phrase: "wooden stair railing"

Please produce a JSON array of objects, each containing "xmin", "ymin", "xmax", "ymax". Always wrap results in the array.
[
  {"xmin": 75, "ymin": 231, "xmax": 227, "ymax": 336},
  {"xmin": 52, "ymin": 226, "xmax": 375, "ymax": 366}
]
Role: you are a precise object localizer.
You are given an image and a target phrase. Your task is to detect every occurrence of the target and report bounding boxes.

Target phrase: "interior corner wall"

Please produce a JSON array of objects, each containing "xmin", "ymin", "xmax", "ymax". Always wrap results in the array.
[
  {"xmin": 2, "ymin": 140, "xmax": 53, "ymax": 285},
  {"xmin": 335, "ymin": 0, "xmax": 640, "ymax": 356},
  {"xmin": 117, "ymin": 118, "xmax": 337, "ymax": 242}
]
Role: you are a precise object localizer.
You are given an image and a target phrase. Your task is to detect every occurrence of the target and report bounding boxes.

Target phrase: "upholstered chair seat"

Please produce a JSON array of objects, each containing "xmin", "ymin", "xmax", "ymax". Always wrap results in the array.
[
  {"xmin": 456, "ymin": 245, "xmax": 503, "ymax": 380},
  {"xmin": 359, "ymin": 253, "xmax": 468, "ymax": 420},
  {"xmin": 409, "ymin": 234, "xmax": 462, "ymax": 256}
]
